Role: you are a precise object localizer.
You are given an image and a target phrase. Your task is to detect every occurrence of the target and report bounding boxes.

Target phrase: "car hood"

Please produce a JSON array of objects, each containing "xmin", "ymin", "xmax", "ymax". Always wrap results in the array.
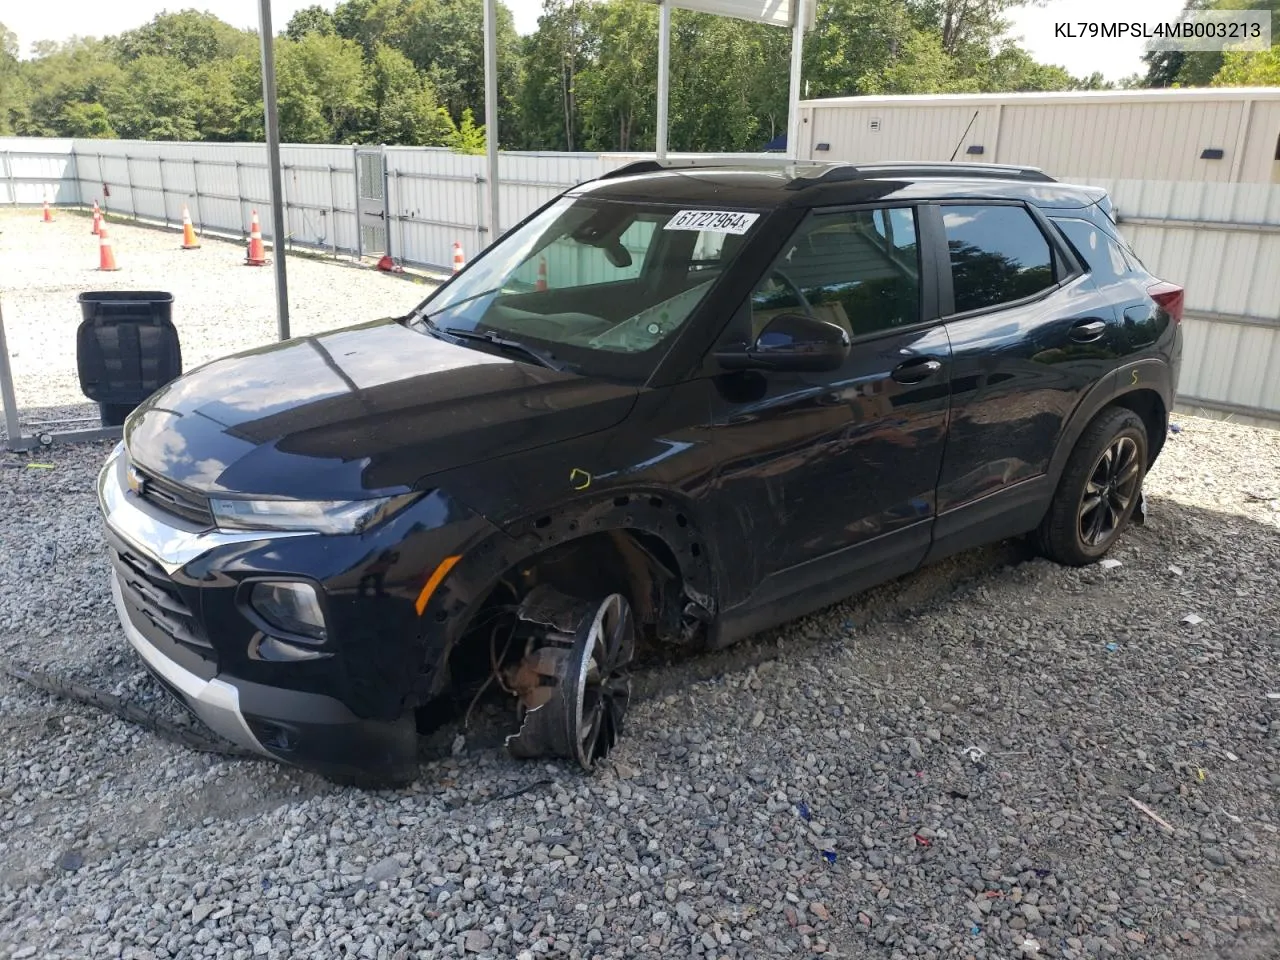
[{"xmin": 124, "ymin": 318, "xmax": 638, "ymax": 499}]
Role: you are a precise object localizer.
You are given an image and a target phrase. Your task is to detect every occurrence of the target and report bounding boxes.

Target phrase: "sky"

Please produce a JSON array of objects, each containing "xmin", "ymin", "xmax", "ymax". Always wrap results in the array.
[{"xmin": 6, "ymin": 0, "xmax": 1188, "ymax": 81}]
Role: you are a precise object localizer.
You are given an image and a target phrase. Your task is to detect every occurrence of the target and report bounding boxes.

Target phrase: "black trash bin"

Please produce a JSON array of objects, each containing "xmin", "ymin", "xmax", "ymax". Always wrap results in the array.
[{"xmin": 76, "ymin": 292, "xmax": 182, "ymax": 426}]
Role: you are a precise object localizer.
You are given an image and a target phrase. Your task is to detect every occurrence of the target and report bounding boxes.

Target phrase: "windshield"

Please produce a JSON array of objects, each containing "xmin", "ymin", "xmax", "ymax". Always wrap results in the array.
[{"xmin": 412, "ymin": 196, "xmax": 761, "ymax": 382}]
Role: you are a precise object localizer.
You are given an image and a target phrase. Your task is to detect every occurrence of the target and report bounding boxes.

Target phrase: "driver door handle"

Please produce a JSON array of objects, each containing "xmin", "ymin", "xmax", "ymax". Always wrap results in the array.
[{"xmin": 891, "ymin": 357, "xmax": 943, "ymax": 384}]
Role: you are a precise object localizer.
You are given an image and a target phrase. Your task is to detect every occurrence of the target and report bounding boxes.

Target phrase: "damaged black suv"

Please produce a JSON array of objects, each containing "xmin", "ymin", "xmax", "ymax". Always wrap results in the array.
[{"xmin": 99, "ymin": 160, "xmax": 1183, "ymax": 784}]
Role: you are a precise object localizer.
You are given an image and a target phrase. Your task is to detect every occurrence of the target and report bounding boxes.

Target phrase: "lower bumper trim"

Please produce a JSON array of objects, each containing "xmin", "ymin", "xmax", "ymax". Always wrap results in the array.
[{"xmin": 110, "ymin": 573, "xmax": 267, "ymax": 755}]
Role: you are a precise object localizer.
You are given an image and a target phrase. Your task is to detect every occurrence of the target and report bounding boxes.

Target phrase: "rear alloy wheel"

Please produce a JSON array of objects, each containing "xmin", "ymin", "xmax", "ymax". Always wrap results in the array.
[
  {"xmin": 1078, "ymin": 435, "xmax": 1142, "ymax": 548},
  {"xmin": 1038, "ymin": 407, "xmax": 1148, "ymax": 566}
]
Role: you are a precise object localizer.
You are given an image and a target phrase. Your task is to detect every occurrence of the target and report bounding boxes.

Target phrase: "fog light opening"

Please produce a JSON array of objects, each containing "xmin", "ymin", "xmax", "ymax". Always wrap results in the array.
[{"xmin": 249, "ymin": 581, "xmax": 327, "ymax": 644}]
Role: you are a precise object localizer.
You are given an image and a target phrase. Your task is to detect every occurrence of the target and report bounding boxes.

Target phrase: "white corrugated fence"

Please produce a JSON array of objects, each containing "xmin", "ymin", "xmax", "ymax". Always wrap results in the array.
[{"xmin": 3, "ymin": 119, "xmax": 1279, "ymax": 424}]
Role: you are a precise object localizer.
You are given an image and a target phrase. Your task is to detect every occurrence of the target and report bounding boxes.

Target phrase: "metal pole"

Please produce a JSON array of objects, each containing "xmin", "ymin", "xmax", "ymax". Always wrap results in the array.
[
  {"xmin": 258, "ymin": 0, "xmax": 291, "ymax": 341},
  {"xmin": 124, "ymin": 153, "xmax": 136, "ymax": 218},
  {"xmin": 482, "ymin": 0, "xmax": 500, "ymax": 244},
  {"xmin": 157, "ymin": 156, "xmax": 169, "ymax": 226},
  {"xmin": 0, "ymin": 301, "xmax": 25, "ymax": 451},
  {"xmin": 787, "ymin": 0, "xmax": 806, "ymax": 161},
  {"xmin": 656, "ymin": 0, "xmax": 670, "ymax": 159},
  {"xmin": 70, "ymin": 144, "xmax": 84, "ymax": 209},
  {"xmin": 191, "ymin": 158, "xmax": 203, "ymax": 235},
  {"xmin": 353, "ymin": 145, "xmax": 363, "ymax": 260}
]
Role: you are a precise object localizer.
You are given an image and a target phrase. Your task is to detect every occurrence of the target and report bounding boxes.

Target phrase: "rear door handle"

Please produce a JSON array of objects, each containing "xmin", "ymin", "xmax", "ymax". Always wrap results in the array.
[
  {"xmin": 891, "ymin": 357, "xmax": 943, "ymax": 384},
  {"xmin": 1070, "ymin": 319, "xmax": 1108, "ymax": 343}
]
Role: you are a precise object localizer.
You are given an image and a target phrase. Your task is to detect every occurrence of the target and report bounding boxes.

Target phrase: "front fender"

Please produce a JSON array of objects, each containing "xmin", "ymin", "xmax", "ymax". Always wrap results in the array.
[{"xmin": 412, "ymin": 489, "xmax": 718, "ymax": 700}]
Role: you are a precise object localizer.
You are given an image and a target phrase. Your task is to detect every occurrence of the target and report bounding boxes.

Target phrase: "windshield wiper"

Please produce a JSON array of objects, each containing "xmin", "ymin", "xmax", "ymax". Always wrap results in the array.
[
  {"xmin": 412, "ymin": 286, "xmax": 508, "ymax": 325},
  {"xmin": 436, "ymin": 325, "xmax": 566, "ymax": 372}
]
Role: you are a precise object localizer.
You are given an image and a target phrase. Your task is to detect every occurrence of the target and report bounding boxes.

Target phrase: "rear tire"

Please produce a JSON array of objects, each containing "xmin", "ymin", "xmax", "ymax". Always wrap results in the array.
[{"xmin": 1037, "ymin": 407, "xmax": 1147, "ymax": 566}]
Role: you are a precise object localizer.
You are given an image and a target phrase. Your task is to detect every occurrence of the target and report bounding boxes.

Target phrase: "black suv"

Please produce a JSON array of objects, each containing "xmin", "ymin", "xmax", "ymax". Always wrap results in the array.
[{"xmin": 99, "ymin": 161, "xmax": 1183, "ymax": 783}]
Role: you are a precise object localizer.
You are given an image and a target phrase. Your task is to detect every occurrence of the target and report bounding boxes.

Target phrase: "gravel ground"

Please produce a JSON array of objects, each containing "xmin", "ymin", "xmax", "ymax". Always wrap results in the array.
[
  {"xmin": 0, "ymin": 207, "xmax": 432, "ymax": 431},
  {"xmin": 3, "ymin": 209, "xmax": 1280, "ymax": 959}
]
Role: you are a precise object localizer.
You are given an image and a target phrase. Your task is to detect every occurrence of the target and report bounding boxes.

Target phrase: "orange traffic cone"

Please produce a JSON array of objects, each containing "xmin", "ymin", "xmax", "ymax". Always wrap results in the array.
[
  {"xmin": 91, "ymin": 200, "xmax": 101, "ymax": 235},
  {"xmin": 41, "ymin": 198, "xmax": 53, "ymax": 223},
  {"xmin": 180, "ymin": 205, "xmax": 200, "ymax": 249},
  {"xmin": 245, "ymin": 210, "xmax": 267, "ymax": 265},
  {"xmin": 98, "ymin": 223, "xmax": 119, "ymax": 272},
  {"xmin": 452, "ymin": 240, "xmax": 465, "ymax": 274},
  {"xmin": 536, "ymin": 256, "xmax": 548, "ymax": 291}
]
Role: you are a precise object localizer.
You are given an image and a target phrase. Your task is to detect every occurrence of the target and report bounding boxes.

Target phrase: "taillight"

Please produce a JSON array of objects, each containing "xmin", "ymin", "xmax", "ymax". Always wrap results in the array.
[{"xmin": 1147, "ymin": 280, "xmax": 1184, "ymax": 325}]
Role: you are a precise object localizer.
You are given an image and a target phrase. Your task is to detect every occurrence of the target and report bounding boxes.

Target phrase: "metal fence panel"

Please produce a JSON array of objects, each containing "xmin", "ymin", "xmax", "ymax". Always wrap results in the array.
[
  {"xmin": 0, "ymin": 138, "xmax": 76, "ymax": 205},
  {"xmin": 3, "ymin": 137, "xmax": 1279, "ymax": 423}
]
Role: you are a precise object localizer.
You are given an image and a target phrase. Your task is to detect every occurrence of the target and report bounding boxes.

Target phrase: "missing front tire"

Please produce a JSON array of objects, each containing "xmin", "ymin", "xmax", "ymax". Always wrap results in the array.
[{"xmin": 504, "ymin": 586, "xmax": 634, "ymax": 771}]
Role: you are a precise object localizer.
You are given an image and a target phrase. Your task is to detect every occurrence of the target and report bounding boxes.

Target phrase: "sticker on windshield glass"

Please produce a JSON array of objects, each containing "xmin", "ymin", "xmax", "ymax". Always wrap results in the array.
[{"xmin": 664, "ymin": 209, "xmax": 760, "ymax": 235}]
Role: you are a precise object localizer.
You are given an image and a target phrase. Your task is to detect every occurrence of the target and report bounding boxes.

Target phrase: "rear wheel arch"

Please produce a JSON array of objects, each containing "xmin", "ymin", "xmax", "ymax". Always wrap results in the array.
[{"xmin": 1111, "ymin": 387, "xmax": 1168, "ymax": 467}]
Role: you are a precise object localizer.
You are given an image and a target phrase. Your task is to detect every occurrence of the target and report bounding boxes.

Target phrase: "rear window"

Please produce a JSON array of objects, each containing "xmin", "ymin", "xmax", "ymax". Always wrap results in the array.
[{"xmin": 942, "ymin": 204, "xmax": 1056, "ymax": 314}]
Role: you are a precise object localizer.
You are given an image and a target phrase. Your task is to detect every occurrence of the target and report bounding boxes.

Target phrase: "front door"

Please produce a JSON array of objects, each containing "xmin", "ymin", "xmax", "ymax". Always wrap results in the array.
[
  {"xmin": 707, "ymin": 204, "xmax": 951, "ymax": 612},
  {"xmin": 356, "ymin": 147, "xmax": 388, "ymax": 259}
]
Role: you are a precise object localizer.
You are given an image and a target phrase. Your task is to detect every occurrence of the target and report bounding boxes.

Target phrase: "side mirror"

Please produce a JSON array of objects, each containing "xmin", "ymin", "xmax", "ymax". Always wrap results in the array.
[{"xmin": 715, "ymin": 313, "xmax": 850, "ymax": 373}]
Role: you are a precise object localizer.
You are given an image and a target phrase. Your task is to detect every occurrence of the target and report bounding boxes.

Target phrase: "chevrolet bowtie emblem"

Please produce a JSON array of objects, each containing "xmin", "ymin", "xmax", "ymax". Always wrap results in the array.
[{"xmin": 126, "ymin": 464, "xmax": 145, "ymax": 496}]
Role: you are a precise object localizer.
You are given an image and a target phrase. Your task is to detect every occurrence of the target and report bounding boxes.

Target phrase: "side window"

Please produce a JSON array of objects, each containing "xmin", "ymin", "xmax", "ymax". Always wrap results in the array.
[
  {"xmin": 750, "ymin": 207, "xmax": 921, "ymax": 339},
  {"xmin": 942, "ymin": 204, "xmax": 1056, "ymax": 314},
  {"xmin": 1050, "ymin": 217, "xmax": 1135, "ymax": 285}
]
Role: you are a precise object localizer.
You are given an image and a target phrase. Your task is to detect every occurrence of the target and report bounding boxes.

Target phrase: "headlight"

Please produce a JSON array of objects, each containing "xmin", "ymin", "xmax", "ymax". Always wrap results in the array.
[
  {"xmin": 250, "ymin": 582, "xmax": 327, "ymax": 643},
  {"xmin": 210, "ymin": 493, "xmax": 419, "ymax": 534}
]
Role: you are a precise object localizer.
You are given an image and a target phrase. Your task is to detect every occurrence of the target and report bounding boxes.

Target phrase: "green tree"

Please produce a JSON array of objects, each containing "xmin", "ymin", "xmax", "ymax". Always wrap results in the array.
[
  {"xmin": 369, "ymin": 43, "xmax": 456, "ymax": 144},
  {"xmin": 520, "ymin": 0, "xmax": 594, "ymax": 150},
  {"xmin": 1142, "ymin": 0, "xmax": 1280, "ymax": 87},
  {"xmin": 397, "ymin": 0, "xmax": 522, "ymax": 125},
  {"xmin": 115, "ymin": 10, "xmax": 255, "ymax": 69},
  {"xmin": 108, "ymin": 54, "xmax": 201, "ymax": 140},
  {"xmin": 16, "ymin": 38, "xmax": 126, "ymax": 137},
  {"xmin": 59, "ymin": 101, "xmax": 116, "ymax": 137},
  {"xmin": 285, "ymin": 5, "xmax": 337, "ymax": 41},
  {"xmin": 1213, "ymin": 46, "xmax": 1280, "ymax": 85},
  {"xmin": 668, "ymin": 11, "xmax": 764, "ymax": 151},
  {"xmin": 191, "ymin": 57, "xmax": 252, "ymax": 140},
  {"xmin": 0, "ymin": 22, "xmax": 28, "ymax": 134},
  {"xmin": 576, "ymin": 0, "xmax": 658, "ymax": 151},
  {"xmin": 273, "ymin": 33, "xmax": 373, "ymax": 142},
  {"xmin": 448, "ymin": 106, "xmax": 487, "ymax": 153}
]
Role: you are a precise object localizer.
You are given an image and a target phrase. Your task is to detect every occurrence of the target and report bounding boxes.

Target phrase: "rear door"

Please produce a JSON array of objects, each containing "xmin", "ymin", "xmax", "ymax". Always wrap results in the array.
[
  {"xmin": 707, "ymin": 203, "xmax": 952, "ymax": 609},
  {"xmin": 930, "ymin": 201, "xmax": 1124, "ymax": 542}
]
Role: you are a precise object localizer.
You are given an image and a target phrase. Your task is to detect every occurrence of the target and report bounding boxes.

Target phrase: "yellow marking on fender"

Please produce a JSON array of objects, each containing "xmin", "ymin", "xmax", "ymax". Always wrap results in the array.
[
  {"xmin": 415, "ymin": 554, "xmax": 461, "ymax": 617},
  {"xmin": 569, "ymin": 467, "xmax": 592, "ymax": 491},
  {"xmin": 1131, "ymin": 369, "xmax": 1140, "ymax": 386}
]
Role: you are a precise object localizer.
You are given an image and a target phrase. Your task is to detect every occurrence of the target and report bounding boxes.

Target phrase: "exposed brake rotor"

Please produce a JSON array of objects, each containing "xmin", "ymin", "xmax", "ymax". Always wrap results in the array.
[{"xmin": 504, "ymin": 585, "xmax": 634, "ymax": 771}]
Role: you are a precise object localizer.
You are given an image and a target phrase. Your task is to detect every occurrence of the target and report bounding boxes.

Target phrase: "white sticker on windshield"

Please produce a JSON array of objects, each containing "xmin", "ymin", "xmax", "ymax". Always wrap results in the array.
[{"xmin": 664, "ymin": 209, "xmax": 760, "ymax": 234}]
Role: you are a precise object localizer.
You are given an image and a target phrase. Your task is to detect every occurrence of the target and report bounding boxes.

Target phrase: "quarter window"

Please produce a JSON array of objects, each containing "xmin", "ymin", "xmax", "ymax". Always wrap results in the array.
[
  {"xmin": 943, "ymin": 204, "xmax": 1055, "ymax": 314},
  {"xmin": 750, "ymin": 207, "xmax": 921, "ymax": 339},
  {"xmin": 1050, "ymin": 217, "xmax": 1135, "ymax": 285}
]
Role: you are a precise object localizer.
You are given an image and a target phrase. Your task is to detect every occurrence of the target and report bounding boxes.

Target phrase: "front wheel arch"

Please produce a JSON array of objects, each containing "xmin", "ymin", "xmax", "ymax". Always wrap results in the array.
[{"xmin": 411, "ymin": 492, "xmax": 718, "ymax": 703}]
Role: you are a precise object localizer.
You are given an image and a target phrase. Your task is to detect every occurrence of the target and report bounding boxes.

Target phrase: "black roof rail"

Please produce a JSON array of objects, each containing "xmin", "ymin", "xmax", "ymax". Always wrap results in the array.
[
  {"xmin": 594, "ymin": 157, "xmax": 1057, "ymax": 185},
  {"xmin": 791, "ymin": 162, "xmax": 1056, "ymax": 186},
  {"xmin": 597, "ymin": 157, "xmax": 811, "ymax": 180}
]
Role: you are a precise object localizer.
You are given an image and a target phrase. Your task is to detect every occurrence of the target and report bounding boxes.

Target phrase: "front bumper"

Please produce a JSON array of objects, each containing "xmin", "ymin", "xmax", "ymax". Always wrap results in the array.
[
  {"xmin": 98, "ymin": 447, "xmax": 419, "ymax": 783},
  {"xmin": 109, "ymin": 572, "xmax": 263, "ymax": 751}
]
